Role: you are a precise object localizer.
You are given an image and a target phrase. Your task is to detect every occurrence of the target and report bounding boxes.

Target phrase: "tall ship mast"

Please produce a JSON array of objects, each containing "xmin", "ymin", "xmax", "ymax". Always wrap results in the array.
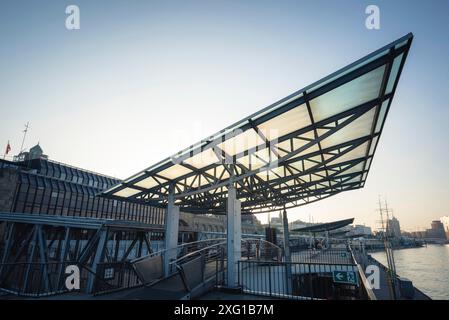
[{"xmin": 378, "ymin": 197, "xmax": 398, "ymax": 299}]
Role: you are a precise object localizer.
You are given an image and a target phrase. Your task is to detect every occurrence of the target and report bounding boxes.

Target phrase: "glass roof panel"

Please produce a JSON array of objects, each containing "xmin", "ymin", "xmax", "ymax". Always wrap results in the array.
[
  {"xmin": 362, "ymin": 172, "xmax": 368, "ymax": 181},
  {"xmin": 237, "ymin": 154, "xmax": 265, "ymax": 170},
  {"xmin": 184, "ymin": 175, "xmax": 210, "ymax": 188},
  {"xmin": 113, "ymin": 187, "xmax": 141, "ymax": 198},
  {"xmin": 134, "ymin": 176, "xmax": 159, "ymax": 189},
  {"xmin": 158, "ymin": 164, "xmax": 192, "ymax": 180},
  {"xmin": 289, "ymin": 143, "xmax": 320, "ymax": 160},
  {"xmin": 307, "ymin": 49, "xmax": 389, "ymax": 94},
  {"xmin": 366, "ymin": 158, "xmax": 372, "ymax": 169},
  {"xmin": 217, "ymin": 128, "xmax": 265, "ymax": 156},
  {"xmin": 320, "ymin": 107, "xmax": 376, "ymax": 149},
  {"xmin": 386, "ymin": 53, "xmax": 404, "ymax": 94},
  {"xmin": 327, "ymin": 142, "xmax": 369, "ymax": 165},
  {"xmin": 310, "ymin": 65, "xmax": 386, "ymax": 122},
  {"xmin": 265, "ymin": 166, "xmax": 286, "ymax": 179},
  {"xmin": 256, "ymin": 171, "xmax": 268, "ymax": 181},
  {"xmin": 336, "ymin": 162, "xmax": 365, "ymax": 176},
  {"xmin": 253, "ymin": 147, "xmax": 277, "ymax": 166},
  {"xmin": 257, "ymin": 104, "xmax": 311, "ymax": 141},
  {"xmin": 395, "ymin": 39, "xmax": 408, "ymax": 49},
  {"xmin": 205, "ymin": 166, "xmax": 230, "ymax": 180},
  {"xmin": 369, "ymin": 136, "xmax": 379, "ymax": 156},
  {"xmin": 182, "ymin": 148, "xmax": 219, "ymax": 169},
  {"xmin": 375, "ymin": 99, "xmax": 389, "ymax": 133},
  {"xmin": 345, "ymin": 175, "xmax": 362, "ymax": 184}
]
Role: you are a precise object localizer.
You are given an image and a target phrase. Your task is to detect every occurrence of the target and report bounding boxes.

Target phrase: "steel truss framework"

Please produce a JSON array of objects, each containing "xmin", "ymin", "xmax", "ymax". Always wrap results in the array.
[
  {"xmin": 102, "ymin": 34, "xmax": 413, "ymax": 215},
  {"xmin": 0, "ymin": 213, "xmax": 170, "ymax": 294}
]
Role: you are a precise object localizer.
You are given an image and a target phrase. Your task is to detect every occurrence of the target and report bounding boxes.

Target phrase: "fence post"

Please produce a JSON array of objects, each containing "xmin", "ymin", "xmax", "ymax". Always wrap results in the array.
[
  {"xmin": 237, "ymin": 261, "xmax": 240, "ymax": 288},
  {"xmin": 268, "ymin": 264, "xmax": 272, "ymax": 297},
  {"xmin": 308, "ymin": 264, "xmax": 314, "ymax": 300},
  {"xmin": 282, "ymin": 209, "xmax": 292, "ymax": 295}
]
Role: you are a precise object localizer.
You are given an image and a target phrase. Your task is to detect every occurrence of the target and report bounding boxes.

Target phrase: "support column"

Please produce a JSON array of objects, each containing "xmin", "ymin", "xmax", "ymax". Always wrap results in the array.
[
  {"xmin": 164, "ymin": 186, "xmax": 180, "ymax": 277},
  {"xmin": 86, "ymin": 228, "xmax": 108, "ymax": 294},
  {"xmin": 282, "ymin": 209, "xmax": 292, "ymax": 295},
  {"xmin": 226, "ymin": 185, "xmax": 241, "ymax": 288},
  {"xmin": 0, "ymin": 222, "xmax": 15, "ymax": 278},
  {"xmin": 57, "ymin": 227, "xmax": 70, "ymax": 290},
  {"xmin": 37, "ymin": 225, "xmax": 50, "ymax": 292}
]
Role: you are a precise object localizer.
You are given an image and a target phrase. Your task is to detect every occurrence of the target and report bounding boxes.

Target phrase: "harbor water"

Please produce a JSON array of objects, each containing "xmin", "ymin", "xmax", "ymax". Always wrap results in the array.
[{"xmin": 371, "ymin": 244, "xmax": 449, "ymax": 300}]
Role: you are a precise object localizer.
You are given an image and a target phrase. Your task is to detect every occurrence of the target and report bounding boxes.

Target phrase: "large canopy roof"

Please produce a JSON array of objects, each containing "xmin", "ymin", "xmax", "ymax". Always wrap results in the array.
[
  {"xmin": 102, "ymin": 33, "xmax": 413, "ymax": 215},
  {"xmin": 291, "ymin": 218, "xmax": 354, "ymax": 233}
]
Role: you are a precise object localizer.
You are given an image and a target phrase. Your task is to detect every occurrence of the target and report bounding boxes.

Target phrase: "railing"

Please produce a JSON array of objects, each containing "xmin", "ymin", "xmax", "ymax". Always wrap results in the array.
[
  {"xmin": 115, "ymin": 237, "xmax": 283, "ymax": 296},
  {"xmin": 0, "ymin": 238, "xmax": 284, "ymax": 298},
  {"xmin": 172, "ymin": 242, "xmax": 227, "ymax": 292},
  {"xmin": 133, "ymin": 238, "xmax": 227, "ymax": 276},
  {"xmin": 0, "ymin": 260, "xmax": 139, "ymax": 297},
  {"xmin": 238, "ymin": 259, "xmax": 361, "ymax": 300},
  {"xmin": 241, "ymin": 238, "xmax": 283, "ymax": 262},
  {"xmin": 0, "ymin": 262, "xmax": 90, "ymax": 297},
  {"xmin": 92, "ymin": 261, "xmax": 142, "ymax": 295},
  {"xmin": 291, "ymin": 248, "xmax": 355, "ymax": 265},
  {"xmin": 168, "ymin": 238, "xmax": 282, "ymax": 292}
]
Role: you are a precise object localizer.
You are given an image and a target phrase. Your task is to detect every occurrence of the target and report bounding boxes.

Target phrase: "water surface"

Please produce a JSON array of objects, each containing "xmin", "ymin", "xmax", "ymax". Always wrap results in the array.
[{"xmin": 371, "ymin": 244, "xmax": 449, "ymax": 300}]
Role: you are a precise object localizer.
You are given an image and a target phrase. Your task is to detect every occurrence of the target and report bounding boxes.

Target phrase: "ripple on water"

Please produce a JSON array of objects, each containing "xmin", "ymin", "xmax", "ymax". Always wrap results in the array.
[{"xmin": 371, "ymin": 244, "xmax": 449, "ymax": 300}]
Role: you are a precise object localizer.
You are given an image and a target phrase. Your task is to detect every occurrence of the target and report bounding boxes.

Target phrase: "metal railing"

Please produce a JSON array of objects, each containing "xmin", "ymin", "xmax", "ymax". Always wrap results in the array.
[
  {"xmin": 238, "ymin": 245, "xmax": 363, "ymax": 301},
  {"xmin": 241, "ymin": 238, "xmax": 283, "ymax": 262},
  {"xmin": 290, "ymin": 248, "xmax": 355, "ymax": 265},
  {"xmin": 172, "ymin": 242, "xmax": 227, "ymax": 293},
  {"xmin": 92, "ymin": 261, "xmax": 142, "ymax": 295},
  {"xmin": 0, "ymin": 238, "xmax": 284, "ymax": 298},
  {"xmin": 133, "ymin": 238, "xmax": 227, "ymax": 276},
  {"xmin": 238, "ymin": 260, "xmax": 360, "ymax": 300},
  {"xmin": 0, "ymin": 262, "xmax": 90, "ymax": 297},
  {"xmin": 0, "ymin": 260, "xmax": 139, "ymax": 298}
]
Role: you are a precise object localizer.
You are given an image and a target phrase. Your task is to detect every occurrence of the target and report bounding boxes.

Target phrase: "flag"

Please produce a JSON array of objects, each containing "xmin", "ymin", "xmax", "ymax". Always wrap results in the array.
[{"xmin": 5, "ymin": 141, "xmax": 11, "ymax": 155}]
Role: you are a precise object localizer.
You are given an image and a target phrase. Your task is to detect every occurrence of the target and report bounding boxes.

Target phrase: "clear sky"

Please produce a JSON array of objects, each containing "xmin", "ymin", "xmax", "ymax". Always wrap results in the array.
[{"xmin": 1, "ymin": 0, "xmax": 448, "ymax": 231}]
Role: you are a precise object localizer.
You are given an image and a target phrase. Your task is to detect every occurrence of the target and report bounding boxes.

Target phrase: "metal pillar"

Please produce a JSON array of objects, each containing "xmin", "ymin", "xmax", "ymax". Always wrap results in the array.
[
  {"xmin": 36, "ymin": 225, "xmax": 50, "ymax": 292},
  {"xmin": 0, "ymin": 222, "xmax": 15, "ymax": 277},
  {"xmin": 226, "ymin": 185, "xmax": 241, "ymax": 288},
  {"xmin": 57, "ymin": 227, "xmax": 71, "ymax": 290},
  {"xmin": 86, "ymin": 228, "xmax": 108, "ymax": 294},
  {"xmin": 163, "ymin": 186, "xmax": 180, "ymax": 277},
  {"xmin": 23, "ymin": 226, "xmax": 38, "ymax": 292},
  {"xmin": 282, "ymin": 209, "xmax": 292, "ymax": 295}
]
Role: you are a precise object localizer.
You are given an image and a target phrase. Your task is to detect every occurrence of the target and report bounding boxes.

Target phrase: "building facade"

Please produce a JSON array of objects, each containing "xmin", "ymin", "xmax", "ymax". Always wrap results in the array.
[
  {"xmin": 351, "ymin": 224, "xmax": 373, "ymax": 237},
  {"xmin": 426, "ymin": 220, "xmax": 447, "ymax": 240},
  {"xmin": 387, "ymin": 217, "xmax": 401, "ymax": 238},
  {"xmin": 0, "ymin": 156, "xmax": 165, "ymax": 225},
  {"xmin": 1, "ymin": 145, "xmax": 258, "ymax": 235}
]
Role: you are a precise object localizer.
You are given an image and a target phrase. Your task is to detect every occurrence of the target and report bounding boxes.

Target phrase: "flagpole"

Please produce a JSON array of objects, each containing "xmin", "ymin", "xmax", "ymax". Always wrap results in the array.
[
  {"xmin": 3, "ymin": 140, "xmax": 9, "ymax": 160},
  {"xmin": 20, "ymin": 121, "xmax": 30, "ymax": 153}
]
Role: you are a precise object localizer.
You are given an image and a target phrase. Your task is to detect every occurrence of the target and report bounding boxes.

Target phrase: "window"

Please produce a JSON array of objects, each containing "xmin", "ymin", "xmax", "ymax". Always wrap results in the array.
[
  {"xmin": 53, "ymin": 163, "xmax": 61, "ymax": 179},
  {"xmin": 104, "ymin": 268, "xmax": 115, "ymax": 280},
  {"xmin": 46, "ymin": 162, "xmax": 54, "ymax": 177},
  {"xmin": 14, "ymin": 179, "xmax": 29, "ymax": 212}
]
